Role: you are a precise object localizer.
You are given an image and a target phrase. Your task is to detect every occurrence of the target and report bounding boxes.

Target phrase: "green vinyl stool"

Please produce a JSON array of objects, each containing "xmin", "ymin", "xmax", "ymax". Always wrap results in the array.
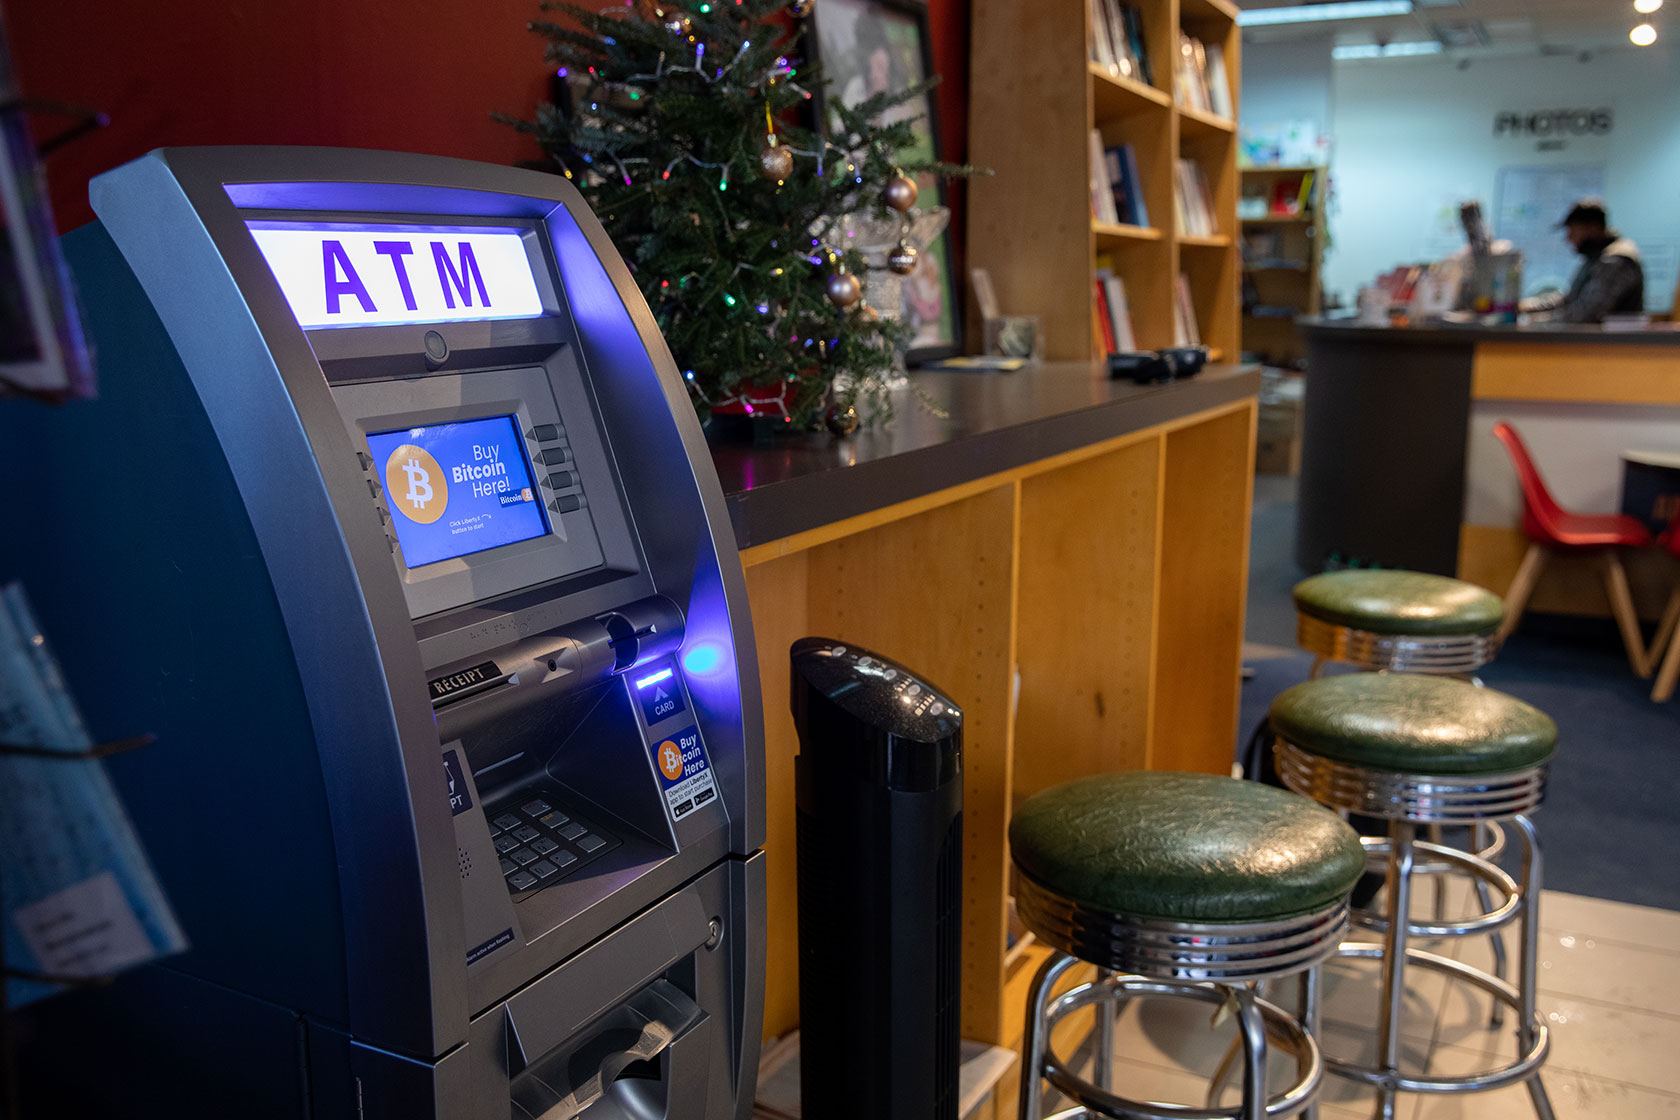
[
  {"xmin": 1269, "ymin": 673, "xmax": 1557, "ymax": 1120},
  {"xmin": 1011, "ymin": 772, "xmax": 1365, "ymax": 1120},
  {"xmin": 1292, "ymin": 569, "xmax": 1512, "ymax": 997},
  {"xmin": 1293, "ymin": 570, "xmax": 1504, "ymax": 679}
]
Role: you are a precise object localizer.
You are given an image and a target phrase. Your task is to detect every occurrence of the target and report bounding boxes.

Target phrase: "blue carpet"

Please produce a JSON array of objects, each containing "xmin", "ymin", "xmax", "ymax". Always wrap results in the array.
[{"xmin": 1238, "ymin": 630, "xmax": 1680, "ymax": 912}]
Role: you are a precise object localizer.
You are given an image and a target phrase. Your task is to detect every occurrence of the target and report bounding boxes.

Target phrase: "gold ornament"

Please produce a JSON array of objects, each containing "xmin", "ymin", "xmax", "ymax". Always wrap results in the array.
[
  {"xmin": 882, "ymin": 173, "xmax": 918, "ymax": 213},
  {"xmin": 790, "ymin": 0, "xmax": 816, "ymax": 16},
  {"xmin": 760, "ymin": 142, "xmax": 793, "ymax": 181},
  {"xmin": 855, "ymin": 304, "xmax": 880, "ymax": 324},
  {"xmin": 887, "ymin": 241, "xmax": 919, "ymax": 275},
  {"xmin": 825, "ymin": 270, "xmax": 862, "ymax": 309},
  {"xmin": 824, "ymin": 403, "xmax": 860, "ymax": 436}
]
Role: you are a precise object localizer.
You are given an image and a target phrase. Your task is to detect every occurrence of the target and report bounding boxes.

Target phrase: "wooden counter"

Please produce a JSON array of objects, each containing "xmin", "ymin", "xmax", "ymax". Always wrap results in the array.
[
  {"xmin": 1295, "ymin": 317, "xmax": 1680, "ymax": 618},
  {"xmin": 711, "ymin": 361, "xmax": 1261, "ymax": 1064}
]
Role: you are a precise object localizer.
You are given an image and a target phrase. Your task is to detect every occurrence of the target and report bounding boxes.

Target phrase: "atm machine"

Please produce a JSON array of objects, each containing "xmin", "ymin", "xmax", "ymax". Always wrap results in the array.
[{"xmin": 1, "ymin": 148, "xmax": 765, "ymax": 1120}]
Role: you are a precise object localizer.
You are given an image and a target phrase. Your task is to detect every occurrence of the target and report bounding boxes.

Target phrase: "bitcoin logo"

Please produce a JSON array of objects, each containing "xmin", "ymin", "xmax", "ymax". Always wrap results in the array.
[
  {"xmin": 383, "ymin": 444, "xmax": 448, "ymax": 524},
  {"xmin": 658, "ymin": 740, "xmax": 684, "ymax": 781}
]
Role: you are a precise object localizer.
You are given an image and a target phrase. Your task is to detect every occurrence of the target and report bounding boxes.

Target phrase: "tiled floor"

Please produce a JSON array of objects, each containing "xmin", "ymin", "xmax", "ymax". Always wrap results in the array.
[{"xmin": 1056, "ymin": 884, "xmax": 1680, "ymax": 1118}]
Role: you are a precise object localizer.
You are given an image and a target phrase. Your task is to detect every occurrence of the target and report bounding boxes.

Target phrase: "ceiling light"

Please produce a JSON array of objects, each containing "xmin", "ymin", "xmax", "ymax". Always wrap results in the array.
[
  {"xmin": 1631, "ymin": 22, "xmax": 1658, "ymax": 44},
  {"xmin": 1634, "ymin": 0, "xmax": 1662, "ymax": 14},
  {"xmin": 1238, "ymin": 1, "xmax": 1414, "ymax": 28},
  {"xmin": 1333, "ymin": 40, "xmax": 1445, "ymax": 58}
]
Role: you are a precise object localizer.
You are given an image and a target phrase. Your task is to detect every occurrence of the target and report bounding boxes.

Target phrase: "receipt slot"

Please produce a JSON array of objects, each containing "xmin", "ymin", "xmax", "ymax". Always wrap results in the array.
[{"xmin": 0, "ymin": 148, "xmax": 765, "ymax": 1120}]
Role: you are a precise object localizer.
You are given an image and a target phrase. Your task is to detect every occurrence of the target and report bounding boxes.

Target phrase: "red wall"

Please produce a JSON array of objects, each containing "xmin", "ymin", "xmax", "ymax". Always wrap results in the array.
[{"xmin": 12, "ymin": 0, "xmax": 968, "ymax": 237}]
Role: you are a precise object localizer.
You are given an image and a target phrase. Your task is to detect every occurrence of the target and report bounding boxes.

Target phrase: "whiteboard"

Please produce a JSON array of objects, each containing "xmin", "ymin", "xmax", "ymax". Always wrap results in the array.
[{"xmin": 1493, "ymin": 163, "xmax": 1604, "ymax": 300}]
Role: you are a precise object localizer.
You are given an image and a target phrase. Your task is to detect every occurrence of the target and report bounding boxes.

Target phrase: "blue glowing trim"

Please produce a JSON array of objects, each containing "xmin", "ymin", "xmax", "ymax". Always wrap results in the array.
[
  {"xmin": 634, "ymin": 668, "xmax": 675, "ymax": 689},
  {"xmin": 245, "ymin": 221, "xmax": 545, "ymax": 329},
  {"xmin": 682, "ymin": 644, "xmax": 724, "ymax": 675}
]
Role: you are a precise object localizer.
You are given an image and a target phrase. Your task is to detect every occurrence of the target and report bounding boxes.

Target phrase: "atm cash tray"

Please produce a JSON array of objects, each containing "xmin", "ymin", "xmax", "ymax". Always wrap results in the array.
[{"xmin": 488, "ymin": 787, "xmax": 624, "ymax": 896}]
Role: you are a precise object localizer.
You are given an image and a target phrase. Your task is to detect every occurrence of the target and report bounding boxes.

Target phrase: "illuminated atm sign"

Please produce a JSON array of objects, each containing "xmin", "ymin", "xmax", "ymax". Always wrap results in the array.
[{"xmin": 245, "ymin": 222, "xmax": 546, "ymax": 329}]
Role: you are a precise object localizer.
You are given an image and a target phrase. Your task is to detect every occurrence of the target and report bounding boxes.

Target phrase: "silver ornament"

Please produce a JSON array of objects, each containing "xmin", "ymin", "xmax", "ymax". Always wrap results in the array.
[
  {"xmin": 760, "ymin": 143, "xmax": 793, "ymax": 181},
  {"xmin": 826, "ymin": 271, "xmax": 862, "ymax": 309},
  {"xmin": 824, "ymin": 403, "xmax": 860, "ymax": 436},
  {"xmin": 882, "ymin": 173, "xmax": 919, "ymax": 213},
  {"xmin": 888, "ymin": 241, "xmax": 919, "ymax": 275}
]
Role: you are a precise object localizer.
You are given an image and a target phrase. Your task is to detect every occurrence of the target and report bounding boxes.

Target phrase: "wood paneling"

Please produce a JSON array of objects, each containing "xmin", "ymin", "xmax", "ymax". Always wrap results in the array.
[
  {"xmin": 742, "ymin": 551, "xmax": 811, "ymax": 1042},
  {"xmin": 1473, "ymin": 344, "xmax": 1680, "ymax": 405},
  {"xmin": 805, "ymin": 485, "xmax": 1020, "ymax": 1044},
  {"xmin": 1015, "ymin": 437, "xmax": 1162, "ymax": 796},
  {"xmin": 742, "ymin": 398, "xmax": 1256, "ymax": 1053},
  {"xmin": 1151, "ymin": 400, "xmax": 1256, "ymax": 772}
]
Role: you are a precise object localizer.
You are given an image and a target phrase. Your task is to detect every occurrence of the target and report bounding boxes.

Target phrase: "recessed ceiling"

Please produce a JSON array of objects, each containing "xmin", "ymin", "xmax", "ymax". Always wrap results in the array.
[{"xmin": 1237, "ymin": 0, "xmax": 1667, "ymax": 56}]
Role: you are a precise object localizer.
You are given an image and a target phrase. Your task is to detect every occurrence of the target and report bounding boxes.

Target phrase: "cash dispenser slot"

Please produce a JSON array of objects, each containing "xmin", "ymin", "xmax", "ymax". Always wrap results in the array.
[{"xmin": 504, "ymin": 888, "xmax": 717, "ymax": 1120}]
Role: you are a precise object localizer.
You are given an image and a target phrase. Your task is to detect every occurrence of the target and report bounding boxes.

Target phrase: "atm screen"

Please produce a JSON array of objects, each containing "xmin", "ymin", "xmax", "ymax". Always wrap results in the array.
[{"xmin": 367, "ymin": 415, "xmax": 550, "ymax": 567}]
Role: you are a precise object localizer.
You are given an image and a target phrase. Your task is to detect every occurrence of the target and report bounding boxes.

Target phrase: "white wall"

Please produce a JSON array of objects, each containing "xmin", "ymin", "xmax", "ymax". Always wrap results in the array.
[
  {"xmin": 1241, "ymin": 39, "xmax": 1334, "ymax": 138},
  {"xmin": 1324, "ymin": 46, "xmax": 1680, "ymax": 311}
]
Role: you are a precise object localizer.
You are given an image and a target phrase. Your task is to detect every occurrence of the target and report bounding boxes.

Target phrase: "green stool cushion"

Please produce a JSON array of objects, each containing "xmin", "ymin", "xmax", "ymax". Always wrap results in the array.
[
  {"xmin": 1293, "ymin": 570, "xmax": 1504, "ymax": 636},
  {"xmin": 1009, "ymin": 771, "xmax": 1365, "ymax": 924},
  {"xmin": 1269, "ymin": 674, "xmax": 1557, "ymax": 775}
]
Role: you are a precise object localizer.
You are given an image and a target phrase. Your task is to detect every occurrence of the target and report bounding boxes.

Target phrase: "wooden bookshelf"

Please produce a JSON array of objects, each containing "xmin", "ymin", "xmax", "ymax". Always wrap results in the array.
[
  {"xmin": 1239, "ymin": 164, "xmax": 1326, "ymax": 366},
  {"xmin": 967, "ymin": 0, "xmax": 1240, "ymax": 363}
]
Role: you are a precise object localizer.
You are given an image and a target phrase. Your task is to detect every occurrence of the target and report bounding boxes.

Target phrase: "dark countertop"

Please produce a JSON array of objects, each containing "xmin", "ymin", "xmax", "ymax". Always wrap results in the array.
[
  {"xmin": 710, "ymin": 361, "xmax": 1261, "ymax": 549},
  {"xmin": 1299, "ymin": 315, "xmax": 1680, "ymax": 347}
]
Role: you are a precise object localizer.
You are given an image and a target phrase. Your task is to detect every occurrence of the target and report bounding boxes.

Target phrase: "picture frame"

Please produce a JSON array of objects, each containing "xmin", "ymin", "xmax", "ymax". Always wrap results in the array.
[{"xmin": 806, "ymin": 0, "xmax": 961, "ymax": 364}]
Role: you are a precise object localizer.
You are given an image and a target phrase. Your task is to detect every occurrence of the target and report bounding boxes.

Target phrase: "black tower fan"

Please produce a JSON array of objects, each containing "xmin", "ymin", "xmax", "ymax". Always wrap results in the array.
[{"xmin": 789, "ymin": 637, "xmax": 963, "ymax": 1120}]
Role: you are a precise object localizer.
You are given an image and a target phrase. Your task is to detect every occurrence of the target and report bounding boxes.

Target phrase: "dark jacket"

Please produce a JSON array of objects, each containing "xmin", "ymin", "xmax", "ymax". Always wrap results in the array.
[{"xmin": 1526, "ymin": 233, "xmax": 1645, "ymax": 323}]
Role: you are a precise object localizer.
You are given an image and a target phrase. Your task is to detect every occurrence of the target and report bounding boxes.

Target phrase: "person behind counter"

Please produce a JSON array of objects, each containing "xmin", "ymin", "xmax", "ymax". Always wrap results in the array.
[{"xmin": 1521, "ymin": 199, "xmax": 1645, "ymax": 323}]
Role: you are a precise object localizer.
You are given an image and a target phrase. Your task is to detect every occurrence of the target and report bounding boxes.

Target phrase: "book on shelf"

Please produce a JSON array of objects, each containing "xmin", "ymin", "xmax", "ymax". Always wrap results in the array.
[
  {"xmin": 1088, "ymin": 130, "xmax": 1119, "ymax": 224},
  {"xmin": 1172, "ymin": 273, "xmax": 1201, "ymax": 347},
  {"xmin": 1173, "ymin": 32, "xmax": 1228, "ymax": 118},
  {"xmin": 1203, "ymin": 44, "xmax": 1234, "ymax": 119},
  {"xmin": 1095, "ymin": 266, "xmax": 1137, "ymax": 352},
  {"xmin": 1173, "ymin": 159, "xmax": 1217, "ymax": 238},
  {"xmin": 1092, "ymin": 275, "xmax": 1118, "ymax": 354},
  {"xmin": 1093, "ymin": 137, "xmax": 1151, "ymax": 229},
  {"xmin": 1088, "ymin": 0, "xmax": 1153, "ymax": 86}
]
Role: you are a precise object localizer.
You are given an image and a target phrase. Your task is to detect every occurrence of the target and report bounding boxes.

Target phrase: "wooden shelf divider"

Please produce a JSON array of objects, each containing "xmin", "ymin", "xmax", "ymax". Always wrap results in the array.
[
  {"xmin": 1239, "ymin": 164, "xmax": 1326, "ymax": 364},
  {"xmin": 968, "ymin": 0, "xmax": 1240, "ymax": 363}
]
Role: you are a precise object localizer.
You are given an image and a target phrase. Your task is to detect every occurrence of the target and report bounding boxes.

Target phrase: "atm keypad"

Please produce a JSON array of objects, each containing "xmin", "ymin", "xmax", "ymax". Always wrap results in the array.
[{"xmin": 485, "ymin": 787, "xmax": 622, "ymax": 898}]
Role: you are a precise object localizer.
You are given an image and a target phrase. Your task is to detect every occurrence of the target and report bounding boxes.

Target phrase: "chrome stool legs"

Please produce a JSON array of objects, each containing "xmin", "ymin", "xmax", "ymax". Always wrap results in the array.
[
  {"xmin": 1019, "ymin": 954, "xmax": 1325, "ymax": 1120},
  {"xmin": 1334, "ymin": 815, "xmax": 1552, "ymax": 1120}
]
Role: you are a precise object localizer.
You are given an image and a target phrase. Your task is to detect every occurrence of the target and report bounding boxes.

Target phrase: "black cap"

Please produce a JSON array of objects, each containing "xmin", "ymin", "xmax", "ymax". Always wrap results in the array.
[{"xmin": 1558, "ymin": 199, "xmax": 1608, "ymax": 228}]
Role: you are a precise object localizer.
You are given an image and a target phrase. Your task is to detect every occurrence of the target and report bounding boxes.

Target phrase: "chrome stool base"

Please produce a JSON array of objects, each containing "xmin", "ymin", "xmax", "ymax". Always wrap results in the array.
[
  {"xmin": 1275, "ymin": 745, "xmax": 1554, "ymax": 1120},
  {"xmin": 1325, "ymin": 944, "xmax": 1548, "ymax": 1094},
  {"xmin": 1023, "ymin": 958, "xmax": 1322, "ymax": 1120},
  {"xmin": 1017, "ymin": 899, "xmax": 1351, "ymax": 1120},
  {"xmin": 1296, "ymin": 614, "xmax": 1498, "ymax": 677}
]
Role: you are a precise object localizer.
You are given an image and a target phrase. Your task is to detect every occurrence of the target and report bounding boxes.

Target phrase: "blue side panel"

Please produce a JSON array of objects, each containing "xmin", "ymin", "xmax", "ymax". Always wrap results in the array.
[
  {"xmin": 0, "ymin": 222, "xmax": 348, "ymax": 1023},
  {"xmin": 17, "ymin": 966, "xmax": 309, "ymax": 1120}
]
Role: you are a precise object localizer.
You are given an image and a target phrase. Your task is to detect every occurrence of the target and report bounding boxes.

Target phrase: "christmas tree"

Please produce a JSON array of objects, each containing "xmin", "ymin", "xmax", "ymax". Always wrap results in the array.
[{"xmin": 499, "ymin": 0, "xmax": 970, "ymax": 429}]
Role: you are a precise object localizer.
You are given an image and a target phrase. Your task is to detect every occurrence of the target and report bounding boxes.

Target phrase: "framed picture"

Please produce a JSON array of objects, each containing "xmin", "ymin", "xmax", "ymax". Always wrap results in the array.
[{"xmin": 808, "ymin": 0, "xmax": 961, "ymax": 364}]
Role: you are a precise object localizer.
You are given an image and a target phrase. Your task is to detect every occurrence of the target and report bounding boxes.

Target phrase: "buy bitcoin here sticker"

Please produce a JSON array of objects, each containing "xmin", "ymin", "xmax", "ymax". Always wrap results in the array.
[
  {"xmin": 367, "ymin": 415, "xmax": 548, "ymax": 567},
  {"xmin": 650, "ymin": 726, "xmax": 718, "ymax": 822}
]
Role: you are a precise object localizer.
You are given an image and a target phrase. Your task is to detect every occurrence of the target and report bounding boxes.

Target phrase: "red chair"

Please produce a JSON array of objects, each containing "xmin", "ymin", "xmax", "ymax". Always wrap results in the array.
[
  {"xmin": 1649, "ymin": 523, "xmax": 1680, "ymax": 701},
  {"xmin": 1491, "ymin": 421, "xmax": 1655, "ymax": 676}
]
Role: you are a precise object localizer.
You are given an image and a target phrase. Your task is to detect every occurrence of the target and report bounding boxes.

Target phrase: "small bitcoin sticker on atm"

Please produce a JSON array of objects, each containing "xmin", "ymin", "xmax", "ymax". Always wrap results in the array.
[{"xmin": 650, "ymin": 726, "xmax": 718, "ymax": 821}]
